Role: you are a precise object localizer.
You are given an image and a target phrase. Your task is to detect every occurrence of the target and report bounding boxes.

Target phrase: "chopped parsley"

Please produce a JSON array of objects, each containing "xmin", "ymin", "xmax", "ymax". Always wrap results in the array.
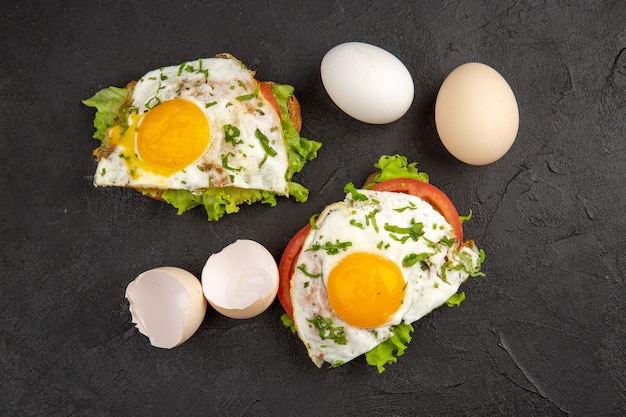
[
  {"xmin": 344, "ymin": 182, "xmax": 368, "ymax": 201},
  {"xmin": 393, "ymin": 202, "xmax": 417, "ymax": 213},
  {"xmin": 440, "ymin": 235, "xmax": 457, "ymax": 247},
  {"xmin": 145, "ymin": 95, "xmax": 161, "ymax": 110},
  {"xmin": 307, "ymin": 314, "xmax": 347, "ymax": 345},
  {"xmin": 236, "ymin": 83, "xmax": 260, "ymax": 101},
  {"xmin": 306, "ymin": 240, "xmax": 352, "ymax": 255},
  {"xmin": 402, "ymin": 252, "xmax": 432, "ymax": 267},
  {"xmin": 365, "ymin": 208, "xmax": 380, "ymax": 233},
  {"xmin": 221, "ymin": 153, "xmax": 241, "ymax": 172},
  {"xmin": 349, "ymin": 219, "xmax": 364, "ymax": 229},
  {"xmin": 384, "ymin": 219, "xmax": 424, "ymax": 243},
  {"xmin": 224, "ymin": 124, "xmax": 243, "ymax": 145},
  {"xmin": 459, "ymin": 210, "xmax": 473, "ymax": 224},
  {"xmin": 376, "ymin": 240, "xmax": 390, "ymax": 250},
  {"xmin": 297, "ymin": 264, "xmax": 321, "ymax": 279},
  {"xmin": 255, "ymin": 128, "xmax": 277, "ymax": 157},
  {"xmin": 280, "ymin": 314, "xmax": 297, "ymax": 334}
]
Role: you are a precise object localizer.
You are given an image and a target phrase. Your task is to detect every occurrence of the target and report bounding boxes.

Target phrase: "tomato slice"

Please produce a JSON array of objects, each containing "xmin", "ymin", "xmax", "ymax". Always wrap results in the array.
[
  {"xmin": 278, "ymin": 178, "xmax": 464, "ymax": 318},
  {"xmin": 278, "ymin": 223, "xmax": 311, "ymax": 319},
  {"xmin": 369, "ymin": 178, "xmax": 463, "ymax": 244},
  {"xmin": 258, "ymin": 82, "xmax": 281, "ymax": 118}
]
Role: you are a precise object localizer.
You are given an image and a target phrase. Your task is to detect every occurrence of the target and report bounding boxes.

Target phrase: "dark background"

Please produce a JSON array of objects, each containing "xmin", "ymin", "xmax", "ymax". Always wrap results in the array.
[{"xmin": 1, "ymin": 1, "xmax": 624, "ymax": 416}]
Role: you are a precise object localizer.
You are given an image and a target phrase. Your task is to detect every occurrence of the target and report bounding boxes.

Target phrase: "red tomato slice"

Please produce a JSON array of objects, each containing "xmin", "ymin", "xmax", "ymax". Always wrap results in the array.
[
  {"xmin": 258, "ymin": 82, "xmax": 281, "ymax": 118},
  {"xmin": 369, "ymin": 178, "xmax": 463, "ymax": 244},
  {"xmin": 277, "ymin": 178, "xmax": 464, "ymax": 318},
  {"xmin": 278, "ymin": 223, "xmax": 311, "ymax": 319}
]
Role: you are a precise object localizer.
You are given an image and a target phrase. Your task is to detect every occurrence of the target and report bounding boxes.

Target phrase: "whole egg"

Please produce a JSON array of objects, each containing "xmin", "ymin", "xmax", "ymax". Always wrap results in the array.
[
  {"xmin": 321, "ymin": 42, "xmax": 414, "ymax": 124},
  {"xmin": 435, "ymin": 62, "xmax": 519, "ymax": 165}
]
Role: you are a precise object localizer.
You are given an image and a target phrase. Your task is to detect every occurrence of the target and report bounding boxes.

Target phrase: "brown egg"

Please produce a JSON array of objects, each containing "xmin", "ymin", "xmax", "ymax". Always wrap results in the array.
[{"xmin": 435, "ymin": 62, "xmax": 519, "ymax": 165}]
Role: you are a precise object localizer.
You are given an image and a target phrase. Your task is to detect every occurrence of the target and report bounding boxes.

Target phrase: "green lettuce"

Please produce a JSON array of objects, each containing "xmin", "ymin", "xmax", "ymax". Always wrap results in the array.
[
  {"xmin": 364, "ymin": 154, "xmax": 429, "ymax": 187},
  {"xmin": 84, "ymin": 82, "xmax": 321, "ymax": 221},
  {"xmin": 82, "ymin": 86, "xmax": 128, "ymax": 140},
  {"xmin": 365, "ymin": 323, "xmax": 414, "ymax": 373},
  {"xmin": 280, "ymin": 313, "xmax": 297, "ymax": 334},
  {"xmin": 445, "ymin": 292, "xmax": 466, "ymax": 307},
  {"xmin": 161, "ymin": 187, "xmax": 276, "ymax": 221},
  {"xmin": 271, "ymin": 83, "xmax": 322, "ymax": 178}
]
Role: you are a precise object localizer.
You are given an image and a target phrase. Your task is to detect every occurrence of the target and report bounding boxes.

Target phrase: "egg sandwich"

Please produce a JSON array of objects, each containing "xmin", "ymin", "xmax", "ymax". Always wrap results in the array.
[
  {"xmin": 278, "ymin": 155, "xmax": 485, "ymax": 371},
  {"xmin": 84, "ymin": 54, "xmax": 321, "ymax": 220}
]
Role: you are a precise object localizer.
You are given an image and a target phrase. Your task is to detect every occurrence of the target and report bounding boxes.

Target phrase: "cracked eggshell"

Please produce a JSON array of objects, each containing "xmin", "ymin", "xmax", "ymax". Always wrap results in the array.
[
  {"xmin": 125, "ymin": 266, "xmax": 206, "ymax": 349},
  {"xmin": 202, "ymin": 240, "xmax": 279, "ymax": 319}
]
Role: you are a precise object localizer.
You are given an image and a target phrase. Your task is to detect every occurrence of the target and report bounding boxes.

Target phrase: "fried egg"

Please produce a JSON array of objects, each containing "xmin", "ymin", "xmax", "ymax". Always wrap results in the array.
[
  {"xmin": 93, "ymin": 55, "xmax": 289, "ymax": 194},
  {"xmin": 290, "ymin": 188, "xmax": 481, "ymax": 367}
]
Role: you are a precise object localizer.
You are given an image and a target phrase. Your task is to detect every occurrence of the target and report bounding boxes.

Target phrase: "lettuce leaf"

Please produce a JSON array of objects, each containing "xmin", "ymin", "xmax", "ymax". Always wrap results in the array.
[
  {"xmin": 271, "ymin": 83, "xmax": 322, "ymax": 178},
  {"xmin": 82, "ymin": 86, "xmax": 128, "ymax": 140},
  {"xmin": 156, "ymin": 187, "xmax": 277, "ymax": 221},
  {"xmin": 365, "ymin": 322, "xmax": 414, "ymax": 373},
  {"xmin": 280, "ymin": 313, "xmax": 297, "ymax": 334},
  {"xmin": 445, "ymin": 292, "xmax": 466, "ymax": 307},
  {"xmin": 288, "ymin": 181, "xmax": 309, "ymax": 203},
  {"xmin": 364, "ymin": 154, "xmax": 429, "ymax": 187}
]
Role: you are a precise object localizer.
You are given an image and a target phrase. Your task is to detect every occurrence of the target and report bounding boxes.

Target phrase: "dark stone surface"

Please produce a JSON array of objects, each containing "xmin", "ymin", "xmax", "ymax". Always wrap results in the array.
[{"xmin": 1, "ymin": 1, "xmax": 624, "ymax": 416}]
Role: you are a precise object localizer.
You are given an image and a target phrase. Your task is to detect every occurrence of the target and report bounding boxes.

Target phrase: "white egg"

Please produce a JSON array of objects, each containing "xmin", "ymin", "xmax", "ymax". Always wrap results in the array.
[
  {"xmin": 321, "ymin": 42, "xmax": 414, "ymax": 124},
  {"xmin": 125, "ymin": 266, "xmax": 207, "ymax": 349},
  {"xmin": 435, "ymin": 62, "xmax": 519, "ymax": 165},
  {"xmin": 290, "ymin": 189, "xmax": 481, "ymax": 367},
  {"xmin": 202, "ymin": 240, "xmax": 279, "ymax": 319}
]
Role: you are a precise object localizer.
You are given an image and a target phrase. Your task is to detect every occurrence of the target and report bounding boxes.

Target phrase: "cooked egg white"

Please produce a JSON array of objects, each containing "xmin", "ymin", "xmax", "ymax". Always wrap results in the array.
[
  {"xmin": 94, "ymin": 55, "xmax": 289, "ymax": 194},
  {"xmin": 290, "ymin": 189, "xmax": 480, "ymax": 367}
]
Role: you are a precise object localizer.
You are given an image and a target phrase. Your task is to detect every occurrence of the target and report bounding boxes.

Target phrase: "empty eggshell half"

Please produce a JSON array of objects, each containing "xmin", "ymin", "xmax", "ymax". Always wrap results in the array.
[
  {"xmin": 125, "ymin": 266, "xmax": 206, "ymax": 349},
  {"xmin": 202, "ymin": 240, "xmax": 279, "ymax": 319}
]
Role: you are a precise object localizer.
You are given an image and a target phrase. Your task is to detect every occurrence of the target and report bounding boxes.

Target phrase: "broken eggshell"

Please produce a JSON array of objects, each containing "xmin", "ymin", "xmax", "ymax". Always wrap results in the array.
[
  {"xmin": 202, "ymin": 240, "xmax": 279, "ymax": 319},
  {"xmin": 125, "ymin": 266, "xmax": 206, "ymax": 349}
]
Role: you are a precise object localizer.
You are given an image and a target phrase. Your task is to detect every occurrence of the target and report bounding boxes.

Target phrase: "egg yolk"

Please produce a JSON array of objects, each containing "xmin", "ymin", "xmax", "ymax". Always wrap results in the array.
[
  {"xmin": 136, "ymin": 99, "xmax": 210, "ymax": 176},
  {"xmin": 327, "ymin": 252, "xmax": 406, "ymax": 328},
  {"xmin": 108, "ymin": 98, "xmax": 210, "ymax": 179}
]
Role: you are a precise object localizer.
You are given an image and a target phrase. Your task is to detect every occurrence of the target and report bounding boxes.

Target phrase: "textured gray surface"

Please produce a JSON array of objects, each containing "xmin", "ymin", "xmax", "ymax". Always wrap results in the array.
[{"xmin": 1, "ymin": 1, "xmax": 625, "ymax": 416}]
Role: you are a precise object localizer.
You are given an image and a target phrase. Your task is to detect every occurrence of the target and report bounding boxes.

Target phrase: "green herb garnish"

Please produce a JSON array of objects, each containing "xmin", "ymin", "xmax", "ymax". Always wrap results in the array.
[
  {"xmin": 349, "ymin": 219, "xmax": 364, "ymax": 229},
  {"xmin": 224, "ymin": 124, "xmax": 243, "ymax": 145},
  {"xmin": 306, "ymin": 240, "xmax": 352, "ymax": 255},
  {"xmin": 221, "ymin": 153, "xmax": 241, "ymax": 172},
  {"xmin": 384, "ymin": 219, "xmax": 424, "ymax": 243},
  {"xmin": 344, "ymin": 182, "xmax": 368, "ymax": 201},
  {"xmin": 402, "ymin": 252, "xmax": 432, "ymax": 267},
  {"xmin": 365, "ymin": 208, "xmax": 380, "ymax": 233},
  {"xmin": 297, "ymin": 264, "xmax": 322, "ymax": 279},
  {"xmin": 255, "ymin": 128, "xmax": 277, "ymax": 157},
  {"xmin": 236, "ymin": 83, "xmax": 260, "ymax": 101},
  {"xmin": 307, "ymin": 314, "xmax": 347, "ymax": 345}
]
